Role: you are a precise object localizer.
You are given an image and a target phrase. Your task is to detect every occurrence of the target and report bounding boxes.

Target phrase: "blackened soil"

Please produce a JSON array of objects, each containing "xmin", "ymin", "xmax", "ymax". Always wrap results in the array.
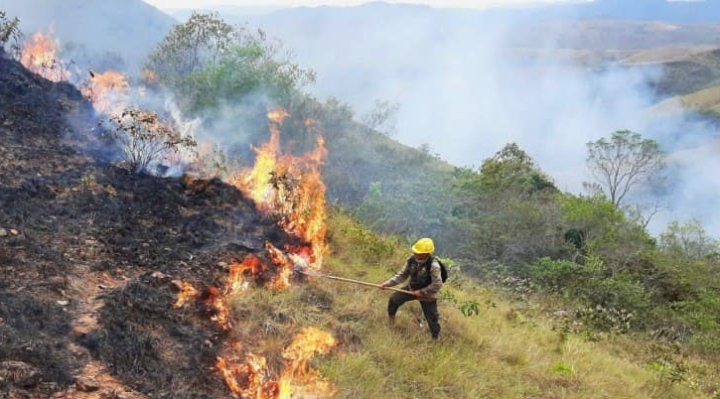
[{"xmin": 0, "ymin": 54, "xmax": 295, "ymax": 398}]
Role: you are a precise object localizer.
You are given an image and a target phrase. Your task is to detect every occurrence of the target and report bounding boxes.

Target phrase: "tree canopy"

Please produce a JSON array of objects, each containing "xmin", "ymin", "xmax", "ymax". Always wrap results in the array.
[
  {"xmin": 586, "ymin": 130, "xmax": 665, "ymax": 207},
  {"xmin": 479, "ymin": 143, "xmax": 557, "ymax": 194},
  {"xmin": 145, "ymin": 12, "xmax": 315, "ymax": 113}
]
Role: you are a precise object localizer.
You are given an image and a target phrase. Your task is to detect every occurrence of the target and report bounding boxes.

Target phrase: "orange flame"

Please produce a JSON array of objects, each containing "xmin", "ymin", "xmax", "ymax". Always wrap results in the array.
[
  {"xmin": 265, "ymin": 242, "xmax": 297, "ymax": 290},
  {"xmin": 228, "ymin": 254, "xmax": 264, "ymax": 293},
  {"xmin": 174, "ymin": 109, "xmax": 336, "ymax": 398},
  {"xmin": 172, "ymin": 281, "xmax": 199, "ymax": 308},
  {"xmin": 141, "ymin": 69, "xmax": 159, "ymax": 87},
  {"xmin": 216, "ymin": 327, "xmax": 337, "ymax": 399},
  {"xmin": 80, "ymin": 70, "xmax": 130, "ymax": 116},
  {"xmin": 232, "ymin": 109, "xmax": 328, "ymax": 271},
  {"xmin": 20, "ymin": 30, "xmax": 70, "ymax": 82},
  {"xmin": 208, "ymin": 255, "xmax": 267, "ymax": 330},
  {"xmin": 217, "ymin": 354, "xmax": 280, "ymax": 399},
  {"xmin": 278, "ymin": 327, "xmax": 338, "ymax": 398}
]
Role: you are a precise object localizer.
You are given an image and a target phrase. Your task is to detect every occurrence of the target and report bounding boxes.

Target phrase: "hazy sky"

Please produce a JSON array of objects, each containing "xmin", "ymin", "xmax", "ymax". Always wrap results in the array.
[{"xmin": 142, "ymin": 0, "xmax": 576, "ymax": 10}]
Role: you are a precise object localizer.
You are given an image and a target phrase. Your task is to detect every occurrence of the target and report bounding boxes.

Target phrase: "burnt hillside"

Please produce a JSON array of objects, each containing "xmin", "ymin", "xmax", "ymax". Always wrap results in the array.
[{"xmin": 0, "ymin": 54, "xmax": 294, "ymax": 398}]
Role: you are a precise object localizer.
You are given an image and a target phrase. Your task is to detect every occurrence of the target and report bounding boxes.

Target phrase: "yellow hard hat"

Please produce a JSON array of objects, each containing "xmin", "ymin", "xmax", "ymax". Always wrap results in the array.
[{"xmin": 412, "ymin": 238, "xmax": 435, "ymax": 254}]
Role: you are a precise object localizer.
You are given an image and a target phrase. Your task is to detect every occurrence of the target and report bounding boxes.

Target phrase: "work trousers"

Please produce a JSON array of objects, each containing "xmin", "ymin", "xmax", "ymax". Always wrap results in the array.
[{"xmin": 387, "ymin": 291, "xmax": 440, "ymax": 339}]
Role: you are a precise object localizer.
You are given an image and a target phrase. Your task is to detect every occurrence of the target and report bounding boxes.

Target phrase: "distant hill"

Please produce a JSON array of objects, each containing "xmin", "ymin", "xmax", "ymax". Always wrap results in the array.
[
  {"xmin": 168, "ymin": 0, "xmax": 720, "ymax": 26},
  {"xmin": 642, "ymin": 48, "xmax": 720, "ymax": 98},
  {"xmin": 2, "ymin": 0, "xmax": 176, "ymax": 71},
  {"xmin": 570, "ymin": 0, "xmax": 720, "ymax": 23},
  {"xmin": 214, "ymin": 2, "xmax": 720, "ymax": 122},
  {"xmin": 232, "ymin": 2, "xmax": 720, "ymax": 53}
]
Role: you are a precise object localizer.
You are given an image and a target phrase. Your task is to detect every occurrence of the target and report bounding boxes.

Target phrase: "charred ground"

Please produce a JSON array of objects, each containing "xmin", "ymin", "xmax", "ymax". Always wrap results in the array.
[{"xmin": 0, "ymin": 54, "xmax": 298, "ymax": 398}]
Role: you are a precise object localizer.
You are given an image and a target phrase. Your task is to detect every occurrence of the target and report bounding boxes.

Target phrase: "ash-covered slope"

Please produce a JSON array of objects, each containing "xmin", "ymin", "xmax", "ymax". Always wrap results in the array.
[{"xmin": 0, "ymin": 53, "xmax": 291, "ymax": 398}]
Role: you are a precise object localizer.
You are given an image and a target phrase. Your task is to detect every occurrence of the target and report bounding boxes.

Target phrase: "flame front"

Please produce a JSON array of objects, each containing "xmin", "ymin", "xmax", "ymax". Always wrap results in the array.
[
  {"xmin": 233, "ymin": 109, "xmax": 328, "ymax": 271},
  {"xmin": 20, "ymin": 30, "xmax": 70, "ymax": 82},
  {"xmin": 80, "ymin": 70, "xmax": 130, "ymax": 116},
  {"xmin": 217, "ymin": 327, "xmax": 338, "ymax": 399},
  {"xmin": 278, "ymin": 327, "xmax": 338, "ymax": 398},
  {"xmin": 175, "ymin": 109, "xmax": 336, "ymax": 397},
  {"xmin": 17, "ymin": 27, "xmax": 336, "ymax": 398}
]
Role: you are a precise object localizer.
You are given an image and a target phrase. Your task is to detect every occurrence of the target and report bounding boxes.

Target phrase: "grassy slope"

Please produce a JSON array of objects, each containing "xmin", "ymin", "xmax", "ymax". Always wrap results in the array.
[
  {"xmin": 222, "ymin": 38, "xmax": 720, "ymax": 399},
  {"xmin": 227, "ymin": 211, "xmax": 710, "ymax": 399},
  {"xmin": 162, "ymin": 19, "xmax": 720, "ymax": 397},
  {"xmin": 645, "ymin": 83, "xmax": 720, "ymax": 117},
  {"xmin": 677, "ymin": 85, "xmax": 720, "ymax": 113},
  {"xmin": 620, "ymin": 46, "xmax": 718, "ymax": 66},
  {"xmin": 642, "ymin": 47, "xmax": 720, "ymax": 97}
]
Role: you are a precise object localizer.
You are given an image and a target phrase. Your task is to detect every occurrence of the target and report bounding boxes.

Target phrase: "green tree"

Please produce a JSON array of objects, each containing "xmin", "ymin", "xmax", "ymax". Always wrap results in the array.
[
  {"xmin": 586, "ymin": 130, "xmax": 665, "ymax": 207},
  {"xmin": 561, "ymin": 193, "xmax": 655, "ymax": 277},
  {"xmin": 145, "ymin": 12, "xmax": 314, "ymax": 112},
  {"xmin": 479, "ymin": 143, "xmax": 557, "ymax": 194},
  {"xmin": 660, "ymin": 219, "xmax": 719, "ymax": 260},
  {"xmin": 145, "ymin": 12, "xmax": 236, "ymax": 91},
  {"xmin": 561, "ymin": 194, "xmax": 623, "ymax": 253},
  {"xmin": 447, "ymin": 145, "xmax": 565, "ymax": 264},
  {"xmin": 0, "ymin": 11, "xmax": 22, "ymax": 57}
]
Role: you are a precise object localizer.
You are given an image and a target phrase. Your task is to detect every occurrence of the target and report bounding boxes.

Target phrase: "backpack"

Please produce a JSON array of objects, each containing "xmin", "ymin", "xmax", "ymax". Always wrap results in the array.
[
  {"xmin": 409, "ymin": 256, "xmax": 449, "ymax": 289},
  {"xmin": 429, "ymin": 256, "xmax": 449, "ymax": 283}
]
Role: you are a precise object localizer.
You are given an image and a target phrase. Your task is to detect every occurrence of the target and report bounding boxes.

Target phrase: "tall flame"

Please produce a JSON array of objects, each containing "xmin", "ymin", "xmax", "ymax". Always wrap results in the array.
[
  {"xmin": 20, "ymin": 30, "xmax": 70, "ymax": 82},
  {"xmin": 175, "ymin": 109, "xmax": 336, "ymax": 397},
  {"xmin": 232, "ymin": 109, "xmax": 328, "ymax": 270}
]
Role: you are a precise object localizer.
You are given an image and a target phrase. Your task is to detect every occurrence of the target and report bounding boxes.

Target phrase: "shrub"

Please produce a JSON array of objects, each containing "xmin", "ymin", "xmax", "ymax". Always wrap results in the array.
[
  {"xmin": 104, "ymin": 108, "xmax": 197, "ymax": 174},
  {"xmin": 0, "ymin": 11, "xmax": 22, "ymax": 57},
  {"xmin": 531, "ymin": 256, "xmax": 652, "ymax": 332},
  {"xmin": 577, "ymin": 272, "xmax": 650, "ymax": 311},
  {"xmin": 530, "ymin": 257, "xmax": 586, "ymax": 294}
]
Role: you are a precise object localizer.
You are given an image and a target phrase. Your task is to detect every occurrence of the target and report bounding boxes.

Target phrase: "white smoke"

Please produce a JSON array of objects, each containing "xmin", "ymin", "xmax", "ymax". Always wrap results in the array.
[{"xmin": 237, "ymin": 4, "xmax": 720, "ymax": 238}]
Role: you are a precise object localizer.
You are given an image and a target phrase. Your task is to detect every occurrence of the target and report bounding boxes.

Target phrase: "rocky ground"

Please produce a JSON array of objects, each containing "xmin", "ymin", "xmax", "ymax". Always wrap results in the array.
[{"xmin": 0, "ymin": 53, "xmax": 294, "ymax": 398}]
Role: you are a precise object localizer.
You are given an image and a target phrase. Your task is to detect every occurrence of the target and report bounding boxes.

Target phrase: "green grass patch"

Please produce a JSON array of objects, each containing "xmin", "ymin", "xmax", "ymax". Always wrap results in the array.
[{"xmin": 225, "ymin": 209, "xmax": 715, "ymax": 398}]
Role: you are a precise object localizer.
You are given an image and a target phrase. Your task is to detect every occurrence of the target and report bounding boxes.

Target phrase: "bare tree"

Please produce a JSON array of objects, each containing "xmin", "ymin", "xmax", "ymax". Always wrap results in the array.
[
  {"xmin": 105, "ymin": 108, "xmax": 197, "ymax": 174},
  {"xmin": 361, "ymin": 99, "xmax": 400, "ymax": 137},
  {"xmin": 586, "ymin": 130, "xmax": 665, "ymax": 207}
]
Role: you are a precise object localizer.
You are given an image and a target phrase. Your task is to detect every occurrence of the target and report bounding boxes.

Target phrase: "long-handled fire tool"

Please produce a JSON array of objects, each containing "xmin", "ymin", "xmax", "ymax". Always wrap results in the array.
[{"xmin": 294, "ymin": 265, "xmax": 414, "ymax": 295}]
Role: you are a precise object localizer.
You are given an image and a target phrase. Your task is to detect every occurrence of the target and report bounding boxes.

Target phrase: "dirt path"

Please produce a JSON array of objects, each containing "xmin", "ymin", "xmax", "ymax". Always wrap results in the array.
[{"xmin": 56, "ymin": 241, "xmax": 149, "ymax": 399}]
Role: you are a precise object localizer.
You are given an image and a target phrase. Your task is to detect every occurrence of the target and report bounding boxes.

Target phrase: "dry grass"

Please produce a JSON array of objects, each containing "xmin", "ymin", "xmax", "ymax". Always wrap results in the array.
[
  {"xmin": 298, "ymin": 211, "xmax": 713, "ymax": 399},
  {"xmin": 678, "ymin": 85, "xmax": 720, "ymax": 113},
  {"xmin": 220, "ymin": 211, "xmax": 715, "ymax": 397},
  {"xmin": 645, "ymin": 84, "xmax": 720, "ymax": 120},
  {"xmin": 620, "ymin": 46, "xmax": 717, "ymax": 66}
]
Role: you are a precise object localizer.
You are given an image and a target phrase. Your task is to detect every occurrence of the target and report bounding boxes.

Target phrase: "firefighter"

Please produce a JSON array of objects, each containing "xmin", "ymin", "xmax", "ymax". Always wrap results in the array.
[{"xmin": 380, "ymin": 238, "xmax": 443, "ymax": 340}]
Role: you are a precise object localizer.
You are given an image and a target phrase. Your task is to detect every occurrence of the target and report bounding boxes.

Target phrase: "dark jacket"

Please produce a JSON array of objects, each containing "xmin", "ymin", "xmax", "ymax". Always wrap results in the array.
[{"xmin": 382, "ymin": 256, "xmax": 443, "ymax": 299}]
